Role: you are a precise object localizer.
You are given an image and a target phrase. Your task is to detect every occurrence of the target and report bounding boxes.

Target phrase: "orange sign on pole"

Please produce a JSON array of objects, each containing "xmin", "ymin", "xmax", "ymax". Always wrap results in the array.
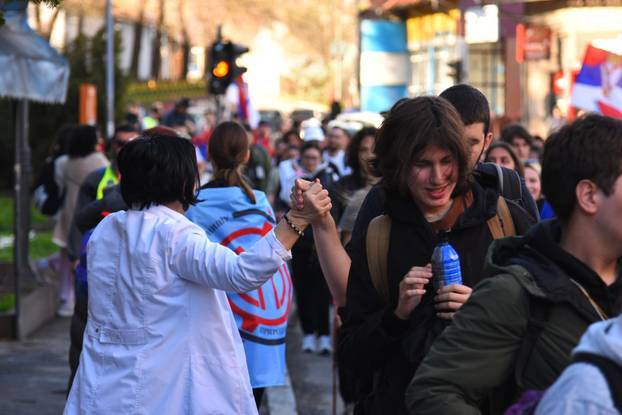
[{"xmin": 80, "ymin": 83, "xmax": 97, "ymax": 125}]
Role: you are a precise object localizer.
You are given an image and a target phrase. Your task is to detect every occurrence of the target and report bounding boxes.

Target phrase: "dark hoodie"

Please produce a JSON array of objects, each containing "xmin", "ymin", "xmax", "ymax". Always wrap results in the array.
[
  {"xmin": 406, "ymin": 220, "xmax": 622, "ymax": 415},
  {"xmin": 338, "ymin": 179, "xmax": 536, "ymax": 415}
]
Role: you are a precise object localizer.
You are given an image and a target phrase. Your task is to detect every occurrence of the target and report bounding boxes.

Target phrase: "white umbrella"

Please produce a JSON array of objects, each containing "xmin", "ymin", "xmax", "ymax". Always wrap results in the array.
[
  {"xmin": 0, "ymin": 1, "xmax": 68, "ymax": 103},
  {"xmin": 0, "ymin": 0, "xmax": 69, "ymax": 339}
]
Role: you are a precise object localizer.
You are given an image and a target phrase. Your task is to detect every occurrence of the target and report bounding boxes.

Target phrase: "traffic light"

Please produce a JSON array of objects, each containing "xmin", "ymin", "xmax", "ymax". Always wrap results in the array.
[
  {"xmin": 447, "ymin": 60, "xmax": 463, "ymax": 84},
  {"xmin": 208, "ymin": 40, "xmax": 249, "ymax": 95}
]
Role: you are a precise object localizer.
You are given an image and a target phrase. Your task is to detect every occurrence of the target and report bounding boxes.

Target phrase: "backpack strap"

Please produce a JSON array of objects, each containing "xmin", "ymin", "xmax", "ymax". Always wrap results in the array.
[
  {"xmin": 572, "ymin": 352, "xmax": 622, "ymax": 412},
  {"xmin": 505, "ymin": 168, "xmax": 523, "ymax": 203},
  {"xmin": 498, "ymin": 165, "xmax": 524, "ymax": 203},
  {"xmin": 366, "ymin": 215, "xmax": 391, "ymax": 303},
  {"xmin": 487, "ymin": 197, "xmax": 517, "ymax": 240},
  {"xmin": 493, "ymin": 162, "xmax": 504, "ymax": 194},
  {"xmin": 514, "ymin": 296, "xmax": 552, "ymax": 387}
]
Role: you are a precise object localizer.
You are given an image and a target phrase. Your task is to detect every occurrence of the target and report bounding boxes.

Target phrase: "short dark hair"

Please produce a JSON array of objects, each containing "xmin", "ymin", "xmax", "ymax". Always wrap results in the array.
[
  {"xmin": 346, "ymin": 126, "xmax": 377, "ymax": 176},
  {"xmin": 68, "ymin": 125, "xmax": 99, "ymax": 157},
  {"xmin": 440, "ymin": 84, "xmax": 491, "ymax": 134},
  {"xmin": 300, "ymin": 140, "xmax": 322, "ymax": 156},
  {"xmin": 176, "ymin": 98, "xmax": 190, "ymax": 108},
  {"xmin": 501, "ymin": 123, "xmax": 532, "ymax": 146},
  {"xmin": 374, "ymin": 96, "xmax": 469, "ymax": 198},
  {"xmin": 542, "ymin": 114, "xmax": 622, "ymax": 222},
  {"xmin": 50, "ymin": 123, "xmax": 76, "ymax": 157},
  {"xmin": 484, "ymin": 141, "xmax": 524, "ymax": 177},
  {"xmin": 114, "ymin": 123, "xmax": 140, "ymax": 137},
  {"xmin": 118, "ymin": 129, "xmax": 199, "ymax": 211}
]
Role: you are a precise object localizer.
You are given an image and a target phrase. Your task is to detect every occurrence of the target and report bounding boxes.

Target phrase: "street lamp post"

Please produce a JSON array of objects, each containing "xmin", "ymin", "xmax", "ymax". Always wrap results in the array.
[
  {"xmin": 13, "ymin": 99, "xmax": 30, "ymax": 339},
  {"xmin": 106, "ymin": 0, "xmax": 114, "ymax": 139}
]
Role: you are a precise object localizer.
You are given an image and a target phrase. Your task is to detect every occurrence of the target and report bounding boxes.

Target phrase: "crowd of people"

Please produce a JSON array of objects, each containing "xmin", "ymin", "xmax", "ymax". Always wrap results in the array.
[{"xmin": 32, "ymin": 85, "xmax": 622, "ymax": 415}]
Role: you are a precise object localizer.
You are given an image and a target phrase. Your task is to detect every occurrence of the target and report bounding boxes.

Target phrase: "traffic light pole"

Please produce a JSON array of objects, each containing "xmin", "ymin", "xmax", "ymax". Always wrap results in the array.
[
  {"xmin": 215, "ymin": 94, "xmax": 225, "ymax": 124},
  {"xmin": 105, "ymin": 0, "xmax": 115, "ymax": 139}
]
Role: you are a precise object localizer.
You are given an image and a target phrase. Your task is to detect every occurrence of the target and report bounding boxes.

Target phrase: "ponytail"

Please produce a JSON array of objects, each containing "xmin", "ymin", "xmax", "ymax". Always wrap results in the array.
[
  {"xmin": 215, "ymin": 166, "xmax": 256, "ymax": 204},
  {"xmin": 209, "ymin": 121, "xmax": 258, "ymax": 204}
]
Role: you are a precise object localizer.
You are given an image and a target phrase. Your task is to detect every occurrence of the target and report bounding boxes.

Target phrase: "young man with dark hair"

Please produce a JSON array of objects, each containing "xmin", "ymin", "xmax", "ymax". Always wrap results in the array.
[
  {"xmin": 407, "ymin": 114, "xmax": 622, "ymax": 414},
  {"xmin": 439, "ymin": 84, "xmax": 492, "ymax": 167}
]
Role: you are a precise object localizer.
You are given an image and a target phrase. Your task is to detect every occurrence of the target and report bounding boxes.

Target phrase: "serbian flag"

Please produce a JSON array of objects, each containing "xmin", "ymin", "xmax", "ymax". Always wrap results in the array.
[
  {"xmin": 186, "ymin": 187, "xmax": 292, "ymax": 389},
  {"xmin": 571, "ymin": 45, "xmax": 622, "ymax": 118}
]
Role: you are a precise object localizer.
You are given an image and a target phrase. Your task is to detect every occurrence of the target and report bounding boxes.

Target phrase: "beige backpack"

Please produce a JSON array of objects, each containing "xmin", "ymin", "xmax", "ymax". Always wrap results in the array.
[{"xmin": 365, "ymin": 197, "xmax": 516, "ymax": 303}]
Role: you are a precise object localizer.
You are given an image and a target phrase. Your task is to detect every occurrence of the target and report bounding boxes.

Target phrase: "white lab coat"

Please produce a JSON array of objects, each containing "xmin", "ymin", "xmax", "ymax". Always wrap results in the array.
[{"xmin": 64, "ymin": 205, "xmax": 291, "ymax": 414}]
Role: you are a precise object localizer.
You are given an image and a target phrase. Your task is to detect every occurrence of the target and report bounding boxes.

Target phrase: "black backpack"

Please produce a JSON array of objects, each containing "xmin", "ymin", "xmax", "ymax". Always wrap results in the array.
[
  {"xmin": 477, "ymin": 162, "xmax": 540, "ymax": 222},
  {"xmin": 33, "ymin": 157, "xmax": 64, "ymax": 216}
]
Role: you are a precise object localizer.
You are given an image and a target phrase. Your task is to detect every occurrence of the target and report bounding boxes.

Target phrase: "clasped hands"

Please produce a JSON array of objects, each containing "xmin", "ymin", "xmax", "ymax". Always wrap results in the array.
[{"xmin": 286, "ymin": 179, "xmax": 332, "ymax": 228}]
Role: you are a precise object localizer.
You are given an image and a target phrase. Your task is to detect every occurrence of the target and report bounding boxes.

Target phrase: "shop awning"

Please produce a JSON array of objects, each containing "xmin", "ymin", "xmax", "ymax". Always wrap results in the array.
[{"xmin": 0, "ymin": 1, "xmax": 68, "ymax": 104}]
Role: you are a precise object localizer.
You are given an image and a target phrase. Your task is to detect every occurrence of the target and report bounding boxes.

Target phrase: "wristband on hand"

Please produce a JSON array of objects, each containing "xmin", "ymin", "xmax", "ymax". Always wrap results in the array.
[{"xmin": 284, "ymin": 213, "xmax": 305, "ymax": 237}]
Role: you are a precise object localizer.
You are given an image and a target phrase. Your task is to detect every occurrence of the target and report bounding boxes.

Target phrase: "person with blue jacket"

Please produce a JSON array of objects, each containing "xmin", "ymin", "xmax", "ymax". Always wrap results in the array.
[{"xmin": 185, "ymin": 121, "xmax": 292, "ymax": 409}]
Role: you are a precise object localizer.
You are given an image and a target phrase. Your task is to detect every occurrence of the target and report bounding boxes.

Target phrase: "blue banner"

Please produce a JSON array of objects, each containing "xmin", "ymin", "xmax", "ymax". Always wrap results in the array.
[{"xmin": 186, "ymin": 187, "xmax": 292, "ymax": 388}]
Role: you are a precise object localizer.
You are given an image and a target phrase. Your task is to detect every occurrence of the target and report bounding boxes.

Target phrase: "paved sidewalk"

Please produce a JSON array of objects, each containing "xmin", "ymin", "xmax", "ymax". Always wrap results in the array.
[
  {"xmin": 0, "ymin": 317, "xmax": 70, "ymax": 414},
  {"xmin": 0, "ymin": 312, "xmax": 343, "ymax": 415},
  {"xmin": 286, "ymin": 308, "xmax": 344, "ymax": 415}
]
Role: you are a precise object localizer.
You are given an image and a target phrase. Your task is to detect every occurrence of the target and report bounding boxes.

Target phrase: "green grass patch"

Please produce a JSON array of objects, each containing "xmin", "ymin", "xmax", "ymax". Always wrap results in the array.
[
  {"xmin": 0, "ymin": 231, "xmax": 57, "ymax": 262},
  {"xmin": 0, "ymin": 293, "xmax": 15, "ymax": 313},
  {"xmin": 0, "ymin": 195, "xmax": 50, "ymax": 233}
]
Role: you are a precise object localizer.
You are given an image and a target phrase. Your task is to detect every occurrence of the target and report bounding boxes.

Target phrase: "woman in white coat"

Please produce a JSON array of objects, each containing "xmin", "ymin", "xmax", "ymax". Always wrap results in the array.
[{"xmin": 64, "ymin": 127, "xmax": 331, "ymax": 415}]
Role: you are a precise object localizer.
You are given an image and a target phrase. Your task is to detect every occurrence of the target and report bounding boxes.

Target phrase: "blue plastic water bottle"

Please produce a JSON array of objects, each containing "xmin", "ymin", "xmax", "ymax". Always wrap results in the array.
[{"xmin": 431, "ymin": 230, "xmax": 463, "ymax": 289}]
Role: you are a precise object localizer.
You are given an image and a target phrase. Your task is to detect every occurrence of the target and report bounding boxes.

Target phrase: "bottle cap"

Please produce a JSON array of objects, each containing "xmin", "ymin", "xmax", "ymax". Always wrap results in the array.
[{"xmin": 437, "ymin": 229, "xmax": 450, "ymax": 242}]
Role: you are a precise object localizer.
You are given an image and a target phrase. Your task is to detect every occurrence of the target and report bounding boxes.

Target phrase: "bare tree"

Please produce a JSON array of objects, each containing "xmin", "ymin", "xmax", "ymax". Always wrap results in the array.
[
  {"xmin": 179, "ymin": 0, "xmax": 190, "ymax": 79},
  {"xmin": 130, "ymin": 0, "xmax": 146, "ymax": 79},
  {"xmin": 151, "ymin": 0, "xmax": 165, "ymax": 79}
]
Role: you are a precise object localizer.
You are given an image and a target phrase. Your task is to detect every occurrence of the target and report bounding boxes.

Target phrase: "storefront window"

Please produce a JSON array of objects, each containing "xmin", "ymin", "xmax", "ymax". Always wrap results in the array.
[
  {"xmin": 409, "ymin": 45, "xmax": 457, "ymax": 97},
  {"xmin": 468, "ymin": 43, "xmax": 505, "ymax": 115}
]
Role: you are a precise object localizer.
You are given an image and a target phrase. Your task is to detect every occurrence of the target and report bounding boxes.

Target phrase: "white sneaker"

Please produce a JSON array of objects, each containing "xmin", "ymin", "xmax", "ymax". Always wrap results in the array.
[
  {"xmin": 57, "ymin": 297, "xmax": 75, "ymax": 318},
  {"xmin": 318, "ymin": 335, "xmax": 332, "ymax": 355},
  {"xmin": 302, "ymin": 334, "xmax": 317, "ymax": 353}
]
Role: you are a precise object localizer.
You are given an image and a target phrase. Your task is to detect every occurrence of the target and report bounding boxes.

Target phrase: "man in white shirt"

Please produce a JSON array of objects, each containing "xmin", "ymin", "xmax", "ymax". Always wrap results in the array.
[{"xmin": 323, "ymin": 127, "xmax": 352, "ymax": 176}]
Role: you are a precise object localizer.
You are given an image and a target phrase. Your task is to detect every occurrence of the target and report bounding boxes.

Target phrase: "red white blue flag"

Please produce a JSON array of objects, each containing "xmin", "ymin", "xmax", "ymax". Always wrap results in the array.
[{"xmin": 571, "ymin": 45, "xmax": 622, "ymax": 118}]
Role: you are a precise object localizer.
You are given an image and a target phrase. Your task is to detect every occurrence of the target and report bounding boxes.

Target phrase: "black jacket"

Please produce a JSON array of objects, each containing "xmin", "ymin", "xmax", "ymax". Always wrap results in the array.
[{"xmin": 338, "ymin": 177, "xmax": 536, "ymax": 415}]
